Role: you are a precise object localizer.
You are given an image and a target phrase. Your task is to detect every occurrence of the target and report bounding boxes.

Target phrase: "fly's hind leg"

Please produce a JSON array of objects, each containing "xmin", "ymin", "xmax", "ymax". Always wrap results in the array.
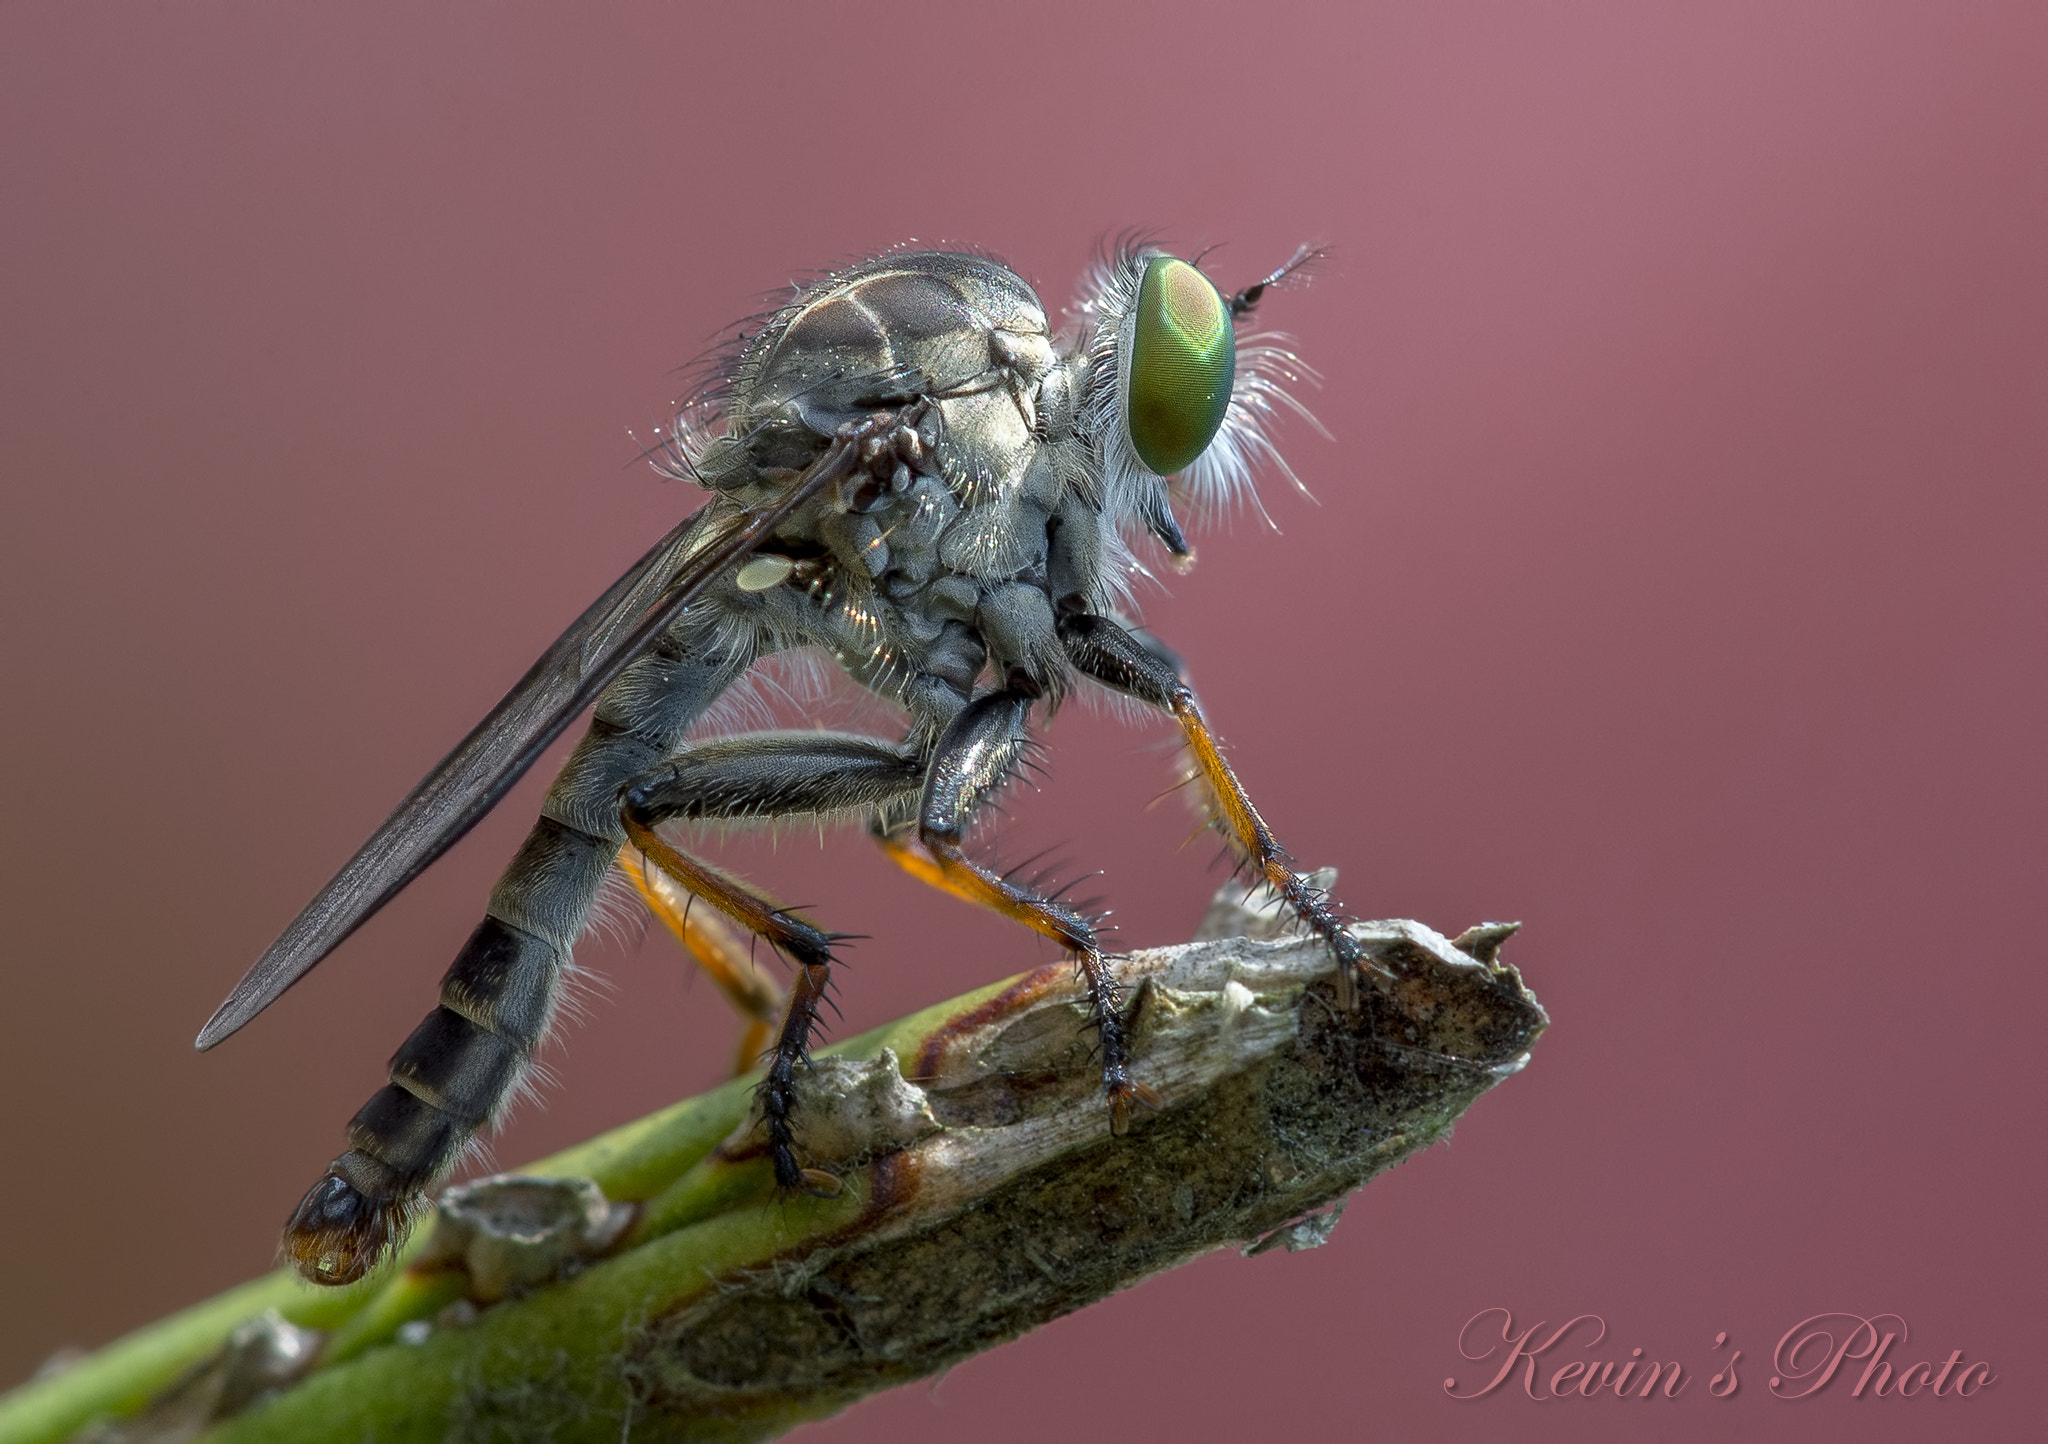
[
  {"xmin": 620, "ymin": 732, "xmax": 925, "ymax": 1190},
  {"xmin": 1057, "ymin": 608, "xmax": 1370, "ymax": 1009},
  {"xmin": 620, "ymin": 847, "xmax": 784, "ymax": 1076},
  {"xmin": 872, "ymin": 690, "xmax": 1155, "ymax": 1134}
]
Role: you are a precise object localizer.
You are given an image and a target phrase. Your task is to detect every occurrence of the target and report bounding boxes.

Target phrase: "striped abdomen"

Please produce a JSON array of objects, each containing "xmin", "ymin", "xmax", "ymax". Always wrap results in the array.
[{"xmin": 283, "ymin": 627, "xmax": 747, "ymax": 1284}]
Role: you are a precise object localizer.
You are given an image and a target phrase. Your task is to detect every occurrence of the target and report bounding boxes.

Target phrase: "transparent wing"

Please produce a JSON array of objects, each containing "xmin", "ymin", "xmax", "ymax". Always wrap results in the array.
[{"xmin": 196, "ymin": 434, "xmax": 869, "ymax": 1049}]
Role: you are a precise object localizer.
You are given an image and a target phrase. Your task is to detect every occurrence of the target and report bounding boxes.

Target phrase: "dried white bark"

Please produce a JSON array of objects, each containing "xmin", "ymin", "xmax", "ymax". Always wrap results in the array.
[
  {"xmin": 44, "ymin": 876, "xmax": 1546, "ymax": 1444},
  {"xmin": 622, "ymin": 877, "xmax": 1547, "ymax": 1433}
]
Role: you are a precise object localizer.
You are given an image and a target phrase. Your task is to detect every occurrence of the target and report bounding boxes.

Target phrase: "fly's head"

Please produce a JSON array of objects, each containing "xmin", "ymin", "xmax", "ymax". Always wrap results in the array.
[{"xmin": 1076, "ymin": 241, "xmax": 1322, "ymax": 565}]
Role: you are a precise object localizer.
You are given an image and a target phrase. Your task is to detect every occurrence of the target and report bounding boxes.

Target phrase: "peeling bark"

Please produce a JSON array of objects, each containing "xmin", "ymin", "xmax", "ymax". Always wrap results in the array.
[{"xmin": 5, "ymin": 878, "xmax": 1545, "ymax": 1444}]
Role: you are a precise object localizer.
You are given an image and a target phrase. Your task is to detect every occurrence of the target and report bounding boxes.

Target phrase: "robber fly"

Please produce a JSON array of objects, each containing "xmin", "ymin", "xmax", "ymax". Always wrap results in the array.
[{"xmin": 196, "ymin": 238, "xmax": 1362, "ymax": 1286}]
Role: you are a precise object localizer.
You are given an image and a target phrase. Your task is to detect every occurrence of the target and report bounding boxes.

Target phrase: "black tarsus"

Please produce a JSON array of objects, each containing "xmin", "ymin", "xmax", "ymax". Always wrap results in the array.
[{"xmin": 622, "ymin": 728, "xmax": 924, "ymax": 1192}]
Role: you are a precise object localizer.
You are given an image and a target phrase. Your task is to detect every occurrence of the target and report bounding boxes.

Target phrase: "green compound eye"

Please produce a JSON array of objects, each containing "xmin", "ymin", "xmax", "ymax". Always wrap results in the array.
[{"xmin": 1125, "ymin": 255, "xmax": 1236, "ymax": 475}]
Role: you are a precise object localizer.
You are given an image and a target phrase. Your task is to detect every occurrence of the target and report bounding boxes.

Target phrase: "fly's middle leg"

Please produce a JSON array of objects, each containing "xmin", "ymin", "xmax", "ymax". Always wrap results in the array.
[
  {"xmin": 620, "ymin": 732, "xmax": 926, "ymax": 1191},
  {"xmin": 873, "ymin": 690, "xmax": 1155, "ymax": 1134}
]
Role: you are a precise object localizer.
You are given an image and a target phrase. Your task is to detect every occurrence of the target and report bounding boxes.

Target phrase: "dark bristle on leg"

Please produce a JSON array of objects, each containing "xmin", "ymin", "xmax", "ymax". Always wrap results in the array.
[
  {"xmin": 1075, "ymin": 951, "xmax": 1159, "ymax": 1134},
  {"xmin": 759, "ymin": 953, "xmax": 845, "ymax": 1198},
  {"xmin": 1271, "ymin": 867, "xmax": 1363, "ymax": 1009}
]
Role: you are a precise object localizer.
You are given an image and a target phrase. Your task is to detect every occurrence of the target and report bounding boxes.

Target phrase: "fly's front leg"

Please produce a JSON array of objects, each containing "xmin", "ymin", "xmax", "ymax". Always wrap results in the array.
[
  {"xmin": 620, "ymin": 732, "xmax": 925, "ymax": 1191},
  {"xmin": 874, "ymin": 691, "xmax": 1154, "ymax": 1134},
  {"xmin": 1057, "ymin": 608, "xmax": 1369, "ymax": 1009}
]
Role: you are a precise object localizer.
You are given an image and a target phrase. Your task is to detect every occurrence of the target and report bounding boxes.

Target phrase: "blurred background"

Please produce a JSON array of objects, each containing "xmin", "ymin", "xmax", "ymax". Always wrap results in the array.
[{"xmin": 2, "ymin": 4, "xmax": 2042, "ymax": 1440}]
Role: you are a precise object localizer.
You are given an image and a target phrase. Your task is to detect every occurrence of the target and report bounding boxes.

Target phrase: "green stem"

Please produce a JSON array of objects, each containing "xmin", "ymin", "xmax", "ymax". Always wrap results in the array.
[
  {"xmin": 0, "ymin": 981, "xmax": 1012, "ymax": 1444},
  {"xmin": 0, "ymin": 901, "xmax": 1545, "ymax": 1444}
]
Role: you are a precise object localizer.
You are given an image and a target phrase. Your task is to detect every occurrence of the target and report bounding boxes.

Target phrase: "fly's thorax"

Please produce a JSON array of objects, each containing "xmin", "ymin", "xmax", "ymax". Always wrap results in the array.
[
  {"xmin": 707, "ymin": 251, "xmax": 1081, "ymax": 579},
  {"xmin": 687, "ymin": 251, "xmax": 1133, "ymax": 713},
  {"xmin": 731, "ymin": 251, "xmax": 1054, "ymax": 443}
]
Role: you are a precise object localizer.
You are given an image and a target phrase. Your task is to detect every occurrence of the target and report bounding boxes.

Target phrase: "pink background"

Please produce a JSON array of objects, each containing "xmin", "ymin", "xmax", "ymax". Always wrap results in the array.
[{"xmin": 3, "ymin": 4, "xmax": 2042, "ymax": 1439}]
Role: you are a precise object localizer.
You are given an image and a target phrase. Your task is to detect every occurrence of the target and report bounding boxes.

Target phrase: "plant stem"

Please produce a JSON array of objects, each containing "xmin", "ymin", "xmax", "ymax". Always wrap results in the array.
[{"xmin": 0, "ymin": 885, "xmax": 1544, "ymax": 1444}]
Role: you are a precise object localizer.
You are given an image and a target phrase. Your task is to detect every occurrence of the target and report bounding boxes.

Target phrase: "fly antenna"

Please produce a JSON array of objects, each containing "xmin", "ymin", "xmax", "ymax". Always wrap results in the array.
[{"xmin": 1230, "ymin": 244, "xmax": 1325, "ymax": 318}]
